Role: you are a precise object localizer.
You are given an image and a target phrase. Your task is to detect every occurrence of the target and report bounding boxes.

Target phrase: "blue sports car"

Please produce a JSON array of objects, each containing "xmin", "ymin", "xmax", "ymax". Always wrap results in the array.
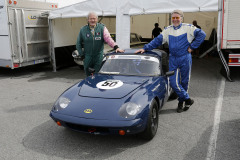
[{"xmin": 50, "ymin": 49, "xmax": 174, "ymax": 140}]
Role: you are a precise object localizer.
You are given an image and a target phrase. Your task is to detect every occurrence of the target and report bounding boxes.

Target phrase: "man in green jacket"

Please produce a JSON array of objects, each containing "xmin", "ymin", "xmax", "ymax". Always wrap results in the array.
[{"xmin": 76, "ymin": 12, "xmax": 124, "ymax": 76}]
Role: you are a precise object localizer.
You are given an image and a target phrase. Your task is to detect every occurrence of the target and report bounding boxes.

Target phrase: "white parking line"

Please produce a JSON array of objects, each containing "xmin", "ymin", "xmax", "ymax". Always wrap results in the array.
[{"xmin": 206, "ymin": 77, "xmax": 225, "ymax": 160}]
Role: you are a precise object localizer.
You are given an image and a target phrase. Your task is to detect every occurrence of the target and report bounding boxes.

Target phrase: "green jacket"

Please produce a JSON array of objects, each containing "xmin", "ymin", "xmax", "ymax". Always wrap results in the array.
[
  {"xmin": 76, "ymin": 23, "xmax": 105, "ymax": 58},
  {"xmin": 76, "ymin": 23, "xmax": 105, "ymax": 76}
]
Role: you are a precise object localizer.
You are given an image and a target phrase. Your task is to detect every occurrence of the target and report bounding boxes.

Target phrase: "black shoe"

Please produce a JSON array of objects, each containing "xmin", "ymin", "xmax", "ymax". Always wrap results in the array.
[
  {"xmin": 177, "ymin": 102, "xmax": 184, "ymax": 113},
  {"xmin": 183, "ymin": 98, "xmax": 194, "ymax": 111}
]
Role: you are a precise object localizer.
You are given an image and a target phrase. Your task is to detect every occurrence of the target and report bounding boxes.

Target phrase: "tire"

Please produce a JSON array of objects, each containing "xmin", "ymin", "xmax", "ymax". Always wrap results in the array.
[
  {"xmin": 140, "ymin": 99, "xmax": 159, "ymax": 140},
  {"xmin": 167, "ymin": 77, "xmax": 178, "ymax": 101},
  {"xmin": 168, "ymin": 90, "xmax": 178, "ymax": 101}
]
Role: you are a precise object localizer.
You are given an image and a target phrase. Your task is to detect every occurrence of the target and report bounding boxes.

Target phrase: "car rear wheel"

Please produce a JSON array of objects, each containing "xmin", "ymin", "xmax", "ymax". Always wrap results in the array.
[{"xmin": 140, "ymin": 99, "xmax": 159, "ymax": 140}]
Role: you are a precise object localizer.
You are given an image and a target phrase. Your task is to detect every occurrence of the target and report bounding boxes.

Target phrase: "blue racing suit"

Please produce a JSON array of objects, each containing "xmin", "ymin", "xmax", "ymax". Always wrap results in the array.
[{"xmin": 143, "ymin": 23, "xmax": 206, "ymax": 102}]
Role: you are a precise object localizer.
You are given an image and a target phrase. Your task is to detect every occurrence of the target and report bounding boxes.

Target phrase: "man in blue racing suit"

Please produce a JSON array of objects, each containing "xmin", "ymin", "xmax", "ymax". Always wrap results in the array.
[{"xmin": 135, "ymin": 10, "xmax": 206, "ymax": 113}]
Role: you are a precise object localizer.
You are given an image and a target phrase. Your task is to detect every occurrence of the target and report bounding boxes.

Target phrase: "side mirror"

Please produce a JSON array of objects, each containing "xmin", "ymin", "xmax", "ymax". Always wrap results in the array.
[
  {"xmin": 165, "ymin": 71, "xmax": 174, "ymax": 76},
  {"xmin": 88, "ymin": 68, "xmax": 95, "ymax": 74}
]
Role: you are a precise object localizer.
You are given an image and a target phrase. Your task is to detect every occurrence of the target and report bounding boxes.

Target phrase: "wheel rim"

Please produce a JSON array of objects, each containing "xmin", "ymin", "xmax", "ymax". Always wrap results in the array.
[{"xmin": 151, "ymin": 107, "xmax": 158, "ymax": 133}]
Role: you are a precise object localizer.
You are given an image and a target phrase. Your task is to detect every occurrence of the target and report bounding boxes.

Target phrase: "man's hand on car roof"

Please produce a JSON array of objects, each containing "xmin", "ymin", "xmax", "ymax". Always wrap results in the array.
[
  {"xmin": 135, "ymin": 49, "xmax": 145, "ymax": 54},
  {"xmin": 116, "ymin": 48, "xmax": 125, "ymax": 53}
]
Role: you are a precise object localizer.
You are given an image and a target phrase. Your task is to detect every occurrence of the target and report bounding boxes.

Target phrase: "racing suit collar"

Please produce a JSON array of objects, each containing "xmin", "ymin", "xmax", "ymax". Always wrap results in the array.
[{"xmin": 173, "ymin": 23, "xmax": 182, "ymax": 30}]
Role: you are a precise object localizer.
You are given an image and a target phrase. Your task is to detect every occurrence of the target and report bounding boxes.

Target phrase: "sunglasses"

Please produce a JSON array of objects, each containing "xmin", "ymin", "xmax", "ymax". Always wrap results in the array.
[{"xmin": 172, "ymin": 17, "xmax": 181, "ymax": 20}]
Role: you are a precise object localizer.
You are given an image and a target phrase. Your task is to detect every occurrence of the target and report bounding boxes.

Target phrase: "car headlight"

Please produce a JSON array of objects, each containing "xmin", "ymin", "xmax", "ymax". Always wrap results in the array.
[
  {"xmin": 119, "ymin": 102, "xmax": 141, "ymax": 118},
  {"xmin": 59, "ymin": 97, "xmax": 71, "ymax": 108},
  {"xmin": 53, "ymin": 97, "xmax": 71, "ymax": 111}
]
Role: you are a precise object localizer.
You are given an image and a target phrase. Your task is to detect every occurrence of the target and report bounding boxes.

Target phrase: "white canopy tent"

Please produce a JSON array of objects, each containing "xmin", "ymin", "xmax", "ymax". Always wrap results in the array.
[
  {"xmin": 49, "ymin": 0, "xmax": 218, "ymax": 48},
  {"xmin": 49, "ymin": 0, "xmax": 117, "ymax": 19},
  {"xmin": 48, "ymin": 0, "xmax": 218, "ymax": 71}
]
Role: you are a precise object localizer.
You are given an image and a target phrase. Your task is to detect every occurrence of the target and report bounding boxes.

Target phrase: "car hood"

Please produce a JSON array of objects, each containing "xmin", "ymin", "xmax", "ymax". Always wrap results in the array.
[{"xmin": 79, "ymin": 74, "xmax": 149, "ymax": 99}]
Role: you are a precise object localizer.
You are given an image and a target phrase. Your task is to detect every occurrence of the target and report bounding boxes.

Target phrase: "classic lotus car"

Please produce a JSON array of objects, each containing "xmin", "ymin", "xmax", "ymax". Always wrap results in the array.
[{"xmin": 50, "ymin": 49, "xmax": 174, "ymax": 140}]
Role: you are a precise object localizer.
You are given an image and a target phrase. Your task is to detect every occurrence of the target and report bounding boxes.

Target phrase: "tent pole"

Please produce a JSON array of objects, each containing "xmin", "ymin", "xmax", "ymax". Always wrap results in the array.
[
  {"xmin": 49, "ymin": 19, "xmax": 56, "ymax": 72},
  {"xmin": 199, "ymin": 44, "xmax": 217, "ymax": 58}
]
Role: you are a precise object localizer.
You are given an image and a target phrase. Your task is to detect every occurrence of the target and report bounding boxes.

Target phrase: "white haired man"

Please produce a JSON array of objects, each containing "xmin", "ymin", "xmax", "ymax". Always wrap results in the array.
[
  {"xmin": 76, "ymin": 12, "xmax": 124, "ymax": 76},
  {"xmin": 135, "ymin": 9, "xmax": 206, "ymax": 113}
]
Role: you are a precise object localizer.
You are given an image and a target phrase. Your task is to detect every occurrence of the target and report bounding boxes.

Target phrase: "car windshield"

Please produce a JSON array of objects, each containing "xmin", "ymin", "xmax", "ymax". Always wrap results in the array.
[{"xmin": 99, "ymin": 55, "xmax": 161, "ymax": 76}]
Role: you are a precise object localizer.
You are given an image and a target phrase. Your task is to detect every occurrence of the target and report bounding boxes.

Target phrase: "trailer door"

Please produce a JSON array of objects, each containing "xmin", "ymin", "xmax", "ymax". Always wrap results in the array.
[
  {"xmin": 0, "ymin": 0, "xmax": 12, "ymax": 68},
  {"xmin": 8, "ymin": 8, "xmax": 50, "ymax": 66}
]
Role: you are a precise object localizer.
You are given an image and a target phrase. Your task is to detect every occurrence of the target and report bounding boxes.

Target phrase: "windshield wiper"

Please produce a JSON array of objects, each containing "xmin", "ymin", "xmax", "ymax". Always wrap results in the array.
[{"xmin": 99, "ymin": 71, "xmax": 120, "ymax": 75}]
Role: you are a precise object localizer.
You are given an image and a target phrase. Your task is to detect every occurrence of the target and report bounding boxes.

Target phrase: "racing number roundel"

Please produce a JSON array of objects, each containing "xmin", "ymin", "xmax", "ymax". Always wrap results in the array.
[{"xmin": 96, "ymin": 80, "xmax": 123, "ymax": 90}]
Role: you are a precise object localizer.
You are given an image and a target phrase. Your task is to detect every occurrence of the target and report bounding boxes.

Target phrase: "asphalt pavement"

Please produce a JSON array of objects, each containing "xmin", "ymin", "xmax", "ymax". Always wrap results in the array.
[{"xmin": 0, "ymin": 57, "xmax": 239, "ymax": 160}]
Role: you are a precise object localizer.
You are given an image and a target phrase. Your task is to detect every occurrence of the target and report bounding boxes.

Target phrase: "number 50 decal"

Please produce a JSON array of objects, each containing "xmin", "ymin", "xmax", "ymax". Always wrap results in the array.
[{"xmin": 96, "ymin": 80, "xmax": 123, "ymax": 89}]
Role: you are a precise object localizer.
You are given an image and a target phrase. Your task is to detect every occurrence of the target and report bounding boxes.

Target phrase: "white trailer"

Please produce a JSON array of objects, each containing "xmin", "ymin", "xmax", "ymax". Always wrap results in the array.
[
  {"xmin": 218, "ymin": 0, "xmax": 240, "ymax": 81},
  {"xmin": 0, "ymin": 0, "xmax": 57, "ymax": 69}
]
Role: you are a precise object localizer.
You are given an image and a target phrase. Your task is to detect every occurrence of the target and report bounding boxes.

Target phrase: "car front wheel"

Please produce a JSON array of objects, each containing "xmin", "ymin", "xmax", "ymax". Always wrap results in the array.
[{"xmin": 140, "ymin": 99, "xmax": 159, "ymax": 140}]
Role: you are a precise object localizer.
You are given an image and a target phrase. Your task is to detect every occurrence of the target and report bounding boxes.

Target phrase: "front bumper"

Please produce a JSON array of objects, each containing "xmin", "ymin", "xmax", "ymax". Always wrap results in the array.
[{"xmin": 50, "ymin": 111, "xmax": 146, "ymax": 135}]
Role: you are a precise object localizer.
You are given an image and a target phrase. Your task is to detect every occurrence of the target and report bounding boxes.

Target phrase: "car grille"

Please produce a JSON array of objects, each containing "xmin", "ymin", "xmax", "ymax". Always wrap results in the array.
[{"xmin": 66, "ymin": 122, "xmax": 110, "ymax": 134}]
